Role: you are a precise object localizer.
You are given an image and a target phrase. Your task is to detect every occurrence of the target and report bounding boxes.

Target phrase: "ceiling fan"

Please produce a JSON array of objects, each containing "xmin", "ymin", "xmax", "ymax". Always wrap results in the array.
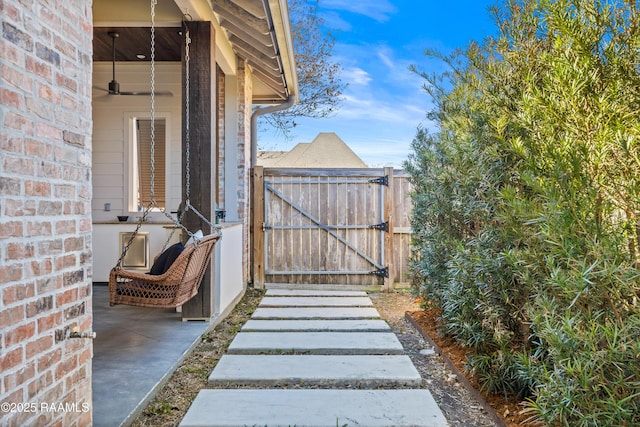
[{"xmin": 97, "ymin": 31, "xmax": 172, "ymax": 96}]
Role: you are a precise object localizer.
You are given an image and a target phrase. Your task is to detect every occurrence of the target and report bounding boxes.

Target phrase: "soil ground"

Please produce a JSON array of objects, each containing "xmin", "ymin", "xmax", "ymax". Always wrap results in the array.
[{"xmin": 407, "ymin": 309, "xmax": 540, "ymax": 427}]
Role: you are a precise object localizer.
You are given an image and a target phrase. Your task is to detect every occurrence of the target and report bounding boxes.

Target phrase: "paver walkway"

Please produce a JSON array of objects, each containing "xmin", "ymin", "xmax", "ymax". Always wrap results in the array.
[{"xmin": 180, "ymin": 289, "xmax": 448, "ymax": 427}]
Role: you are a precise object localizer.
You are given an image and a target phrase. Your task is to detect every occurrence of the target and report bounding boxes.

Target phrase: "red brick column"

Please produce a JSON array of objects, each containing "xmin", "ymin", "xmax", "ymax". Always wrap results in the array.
[
  {"xmin": 235, "ymin": 59, "xmax": 253, "ymax": 282},
  {"xmin": 0, "ymin": 1, "xmax": 93, "ymax": 425},
  {"xmin": 217, "ymin": 66, "xmax": 226, "ymax": 211}
]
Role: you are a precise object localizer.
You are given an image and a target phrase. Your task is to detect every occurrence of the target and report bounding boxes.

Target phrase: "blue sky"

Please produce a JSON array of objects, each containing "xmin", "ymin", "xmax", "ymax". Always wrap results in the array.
[{"xmin": 259, "ymin": 0, "xmax": 497, "ymax": 167}]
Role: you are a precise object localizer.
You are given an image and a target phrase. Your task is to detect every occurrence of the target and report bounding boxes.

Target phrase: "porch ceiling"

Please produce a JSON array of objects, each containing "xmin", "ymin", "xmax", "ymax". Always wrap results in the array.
[{"xmin": 92, "ymin": 0, "xmax": 295, "ymax": 103}]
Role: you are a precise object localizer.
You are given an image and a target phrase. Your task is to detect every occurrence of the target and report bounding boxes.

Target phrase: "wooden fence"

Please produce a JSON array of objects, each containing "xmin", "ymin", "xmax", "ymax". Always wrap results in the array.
[{"xmin": 252, "ymin": 167, "xmax": 413, "ymax": 289}]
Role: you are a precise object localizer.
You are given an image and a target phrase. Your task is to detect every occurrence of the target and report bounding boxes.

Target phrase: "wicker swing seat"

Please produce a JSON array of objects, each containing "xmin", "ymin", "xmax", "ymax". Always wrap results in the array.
[{"xmin": 108, "ymin": 233, "xmax": 220, "ymax": 308}]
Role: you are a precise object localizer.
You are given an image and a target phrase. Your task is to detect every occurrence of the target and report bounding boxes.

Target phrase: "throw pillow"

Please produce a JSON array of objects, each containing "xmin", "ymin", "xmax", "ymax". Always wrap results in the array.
[{"xmin": 149, "ymin": 242, "xmax": 184, "ymax": 275}]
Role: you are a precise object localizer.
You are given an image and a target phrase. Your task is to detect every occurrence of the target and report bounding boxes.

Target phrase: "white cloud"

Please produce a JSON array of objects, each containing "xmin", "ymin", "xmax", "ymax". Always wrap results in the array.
[
  {"xmin": 377, "ymin": 50, "xmax": 395, "ymax": 71},
  {"xmin": 320, "ymin": 11, "xmax": 352, "ymax": 31},
  {"xmin": 338, "ymin": 94, "xmax": 426, "ymax": 126},
  {"xmin": 320, "ymin": 0, "xmax": 397, "ymax": 22},
  {"xmin": 335, "ymin": 42, "xmax": 421, "ymax": 87},
  {"xmin": 373, "ymin": 45, "xmax": 423, "ymax": 84},
  {"xmin": 342, "ymin": 67, "xmax": 371, "ymax": 86}
]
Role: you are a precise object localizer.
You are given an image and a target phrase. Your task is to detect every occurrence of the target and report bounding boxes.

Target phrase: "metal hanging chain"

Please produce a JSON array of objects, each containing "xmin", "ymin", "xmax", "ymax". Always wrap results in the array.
[
  {"xmin": 115, "ymin": 203, "xmax": 153, "ymax": 269},
  {"xmin": 181, "ymin": 21, "xmax": 219, "ymax": 236},
  {"xmin": 155, "ymin": 22, "xmax": 217, "ymax": 247},
  {"xmin": 121, "ymin": 15, "xmax": 217, "ymax": 266},
  {"xmin": 187, "ymin": 201, "xmax": 218, "ymax": 230},
  {"xmin": 159, "ymin": 205, "xmax": 184, "ymax": 251},
  {"xmin": 114, "ymin": 2, "xmax": 216, "ymax": 269},
  {"xmin": 149, "ymin": 0, "xmax": 157, "ymax": 202},
  {"xmin": 114, "ymin": 0, "xmax": 157, "ymax": 270},
  {"xmin": 184, "ymin": 23, "xmax": 191, "ymax": 203}
]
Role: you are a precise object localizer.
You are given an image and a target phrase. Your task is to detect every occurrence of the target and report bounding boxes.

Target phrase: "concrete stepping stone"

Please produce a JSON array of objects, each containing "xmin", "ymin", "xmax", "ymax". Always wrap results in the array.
[
  {"xmin": 259, "ymin": 296, "xmax": 373, "ymax": 307},
  {"xmin": 251, "ymin": 306, "xmax": 380, "ymax": 319},
  {"xmin": 208, "ymin": 354, "xmax": 422, "ymax": 387},
  {"xmin": 265, "ymin": 289, "xmax": 368, "ymax": 297},
  {"xmin": 180, "ymin": 389, "xmax": 448, "ymax": 427},
  {"xmin": 227, "ymin": 332, "xmax": 404, "ymax": 355},
  {"xmin": 241, "ymin": 319, "xmax": 391, "ymax": 332}
]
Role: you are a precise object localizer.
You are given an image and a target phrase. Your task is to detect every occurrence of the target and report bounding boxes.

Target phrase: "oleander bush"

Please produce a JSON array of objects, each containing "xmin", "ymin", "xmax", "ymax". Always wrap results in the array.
[{"xmin": 407, "ymin": 0, "xmax": 640, "ymax": 424}]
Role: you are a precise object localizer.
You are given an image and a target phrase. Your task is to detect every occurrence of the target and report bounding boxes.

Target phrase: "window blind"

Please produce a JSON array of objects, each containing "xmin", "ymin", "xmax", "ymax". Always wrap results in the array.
[{"xmin": 136, "ymin": 119, "xmax": 166, "ymax": 209}]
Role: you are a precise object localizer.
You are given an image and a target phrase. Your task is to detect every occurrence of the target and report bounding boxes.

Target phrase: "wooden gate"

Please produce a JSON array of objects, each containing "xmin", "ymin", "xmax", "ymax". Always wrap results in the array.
[{"xmin": 252, "ymin": 167, "xmax": 412, "ymax": 288}]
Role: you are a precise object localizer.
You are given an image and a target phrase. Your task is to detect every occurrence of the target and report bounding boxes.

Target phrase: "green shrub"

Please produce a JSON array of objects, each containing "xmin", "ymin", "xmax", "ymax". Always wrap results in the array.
[{"xmin": 407, "ymin": 0, "xmax": 640, "ymax": 424}]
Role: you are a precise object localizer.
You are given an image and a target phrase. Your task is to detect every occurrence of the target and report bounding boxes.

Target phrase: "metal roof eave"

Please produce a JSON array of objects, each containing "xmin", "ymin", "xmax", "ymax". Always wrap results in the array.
[{"xmin": 265, "ymin": 0, "xmax": 298, "ymax": 104}]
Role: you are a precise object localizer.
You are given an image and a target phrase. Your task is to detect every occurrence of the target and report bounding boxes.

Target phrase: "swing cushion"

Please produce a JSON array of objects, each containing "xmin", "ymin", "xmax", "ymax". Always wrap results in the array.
[{"xmin": 149, "ymin": 242, "xmax": 184, "ymax": 275}]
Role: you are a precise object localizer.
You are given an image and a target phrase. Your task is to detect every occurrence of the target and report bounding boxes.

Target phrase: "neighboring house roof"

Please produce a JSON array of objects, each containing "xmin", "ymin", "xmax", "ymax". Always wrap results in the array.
[{"xmin": 258, "ymin": 133, "xmax": 368, "ymax": 168}]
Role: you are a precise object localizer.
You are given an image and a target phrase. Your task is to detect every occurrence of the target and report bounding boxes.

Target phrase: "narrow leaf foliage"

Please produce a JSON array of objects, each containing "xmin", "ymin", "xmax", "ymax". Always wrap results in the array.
[{"xmin": 407, "ymin": 1, "xmax": 640, "ymax": 424}]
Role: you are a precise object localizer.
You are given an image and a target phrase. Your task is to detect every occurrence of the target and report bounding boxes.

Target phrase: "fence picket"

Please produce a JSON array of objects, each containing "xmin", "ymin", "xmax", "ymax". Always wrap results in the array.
[{"xmin": 252, "ymin": 167, "xmax": 412, "ymax": 288}]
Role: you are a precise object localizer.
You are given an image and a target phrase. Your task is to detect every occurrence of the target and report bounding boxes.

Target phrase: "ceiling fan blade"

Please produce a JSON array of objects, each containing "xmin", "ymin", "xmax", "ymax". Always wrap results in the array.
[
  {"xmin": 117, "ymin": 91, "xmax": 174, "ymax": 97},
  {"xmin": 102, "ymin": 31, "xmax": 173, "ymax": 97}
]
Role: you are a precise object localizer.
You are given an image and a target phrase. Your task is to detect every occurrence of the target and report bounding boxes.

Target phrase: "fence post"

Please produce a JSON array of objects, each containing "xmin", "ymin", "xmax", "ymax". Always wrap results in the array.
[
  {"xmin": 251, "ymin": 166, "xmax": 265, "ymax": 288},
  {"xmin": 383, "ymin": 167, "xmax": 395, "ymax": 290}
]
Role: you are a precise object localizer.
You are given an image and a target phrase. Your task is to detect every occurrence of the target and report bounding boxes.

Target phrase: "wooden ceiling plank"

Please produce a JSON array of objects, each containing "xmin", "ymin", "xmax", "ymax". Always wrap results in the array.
[{"xmin": 93, "ymin": 27, "xmax": 182, "ymax": 61}]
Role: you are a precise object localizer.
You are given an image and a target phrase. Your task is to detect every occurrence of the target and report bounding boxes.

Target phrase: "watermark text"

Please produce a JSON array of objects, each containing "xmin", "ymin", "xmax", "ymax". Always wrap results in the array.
[{"xmin": 1, "ymin": 401, "xmax": 90, "ymax": 414}]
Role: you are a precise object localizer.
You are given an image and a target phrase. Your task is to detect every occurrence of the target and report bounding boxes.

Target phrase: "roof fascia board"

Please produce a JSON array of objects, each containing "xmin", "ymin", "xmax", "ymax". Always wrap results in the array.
[{"xmin": 266, "ymin": 0, "xmax": 298, "ymax": 102}]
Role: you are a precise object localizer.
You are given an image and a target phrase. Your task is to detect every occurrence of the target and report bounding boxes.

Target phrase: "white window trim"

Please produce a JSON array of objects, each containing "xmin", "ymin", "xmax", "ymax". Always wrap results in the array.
[{"xmin": 124, "ymin": 112, "xmax": 172, "ymax": 216}]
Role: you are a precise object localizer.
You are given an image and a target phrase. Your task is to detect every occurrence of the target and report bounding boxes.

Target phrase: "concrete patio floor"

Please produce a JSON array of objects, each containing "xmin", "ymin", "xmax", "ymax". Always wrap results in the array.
[{"xmin": 92, "ymin": 285, "xmax": 213, "ymax": 427}]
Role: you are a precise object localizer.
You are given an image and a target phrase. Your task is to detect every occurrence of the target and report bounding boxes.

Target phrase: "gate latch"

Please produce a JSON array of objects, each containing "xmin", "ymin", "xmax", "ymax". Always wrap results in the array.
[
  {"xmin": 369, "ymin": 267, "xmax": 389, "ymax": 278},
  {"xmin": 369, "ymin": 221, "xmax": 389, "ymax": 232},
  {"xmin": 368, "ymin": 175, "xmax": 388, "ymax": 186}
]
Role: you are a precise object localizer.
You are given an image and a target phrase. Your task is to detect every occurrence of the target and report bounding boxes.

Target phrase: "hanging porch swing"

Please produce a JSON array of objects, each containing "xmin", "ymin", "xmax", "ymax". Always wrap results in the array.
[
  {"xmin": 108, "ymin": 4, "xmax": 220, "ymax": 309},
  {"xmin": 108, "ymin": 232, "xmax": 219, "ymax": 308}
]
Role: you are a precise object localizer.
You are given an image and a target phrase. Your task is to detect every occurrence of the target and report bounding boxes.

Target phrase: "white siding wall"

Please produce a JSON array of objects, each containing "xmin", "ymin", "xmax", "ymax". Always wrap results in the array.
[
  {"xmin": 214, "ymin": 223, "xmax": 244, "ymax": 315},
  {"xmin": 92, "ymin": 62, "xmax": 183, "ymax": 222}
]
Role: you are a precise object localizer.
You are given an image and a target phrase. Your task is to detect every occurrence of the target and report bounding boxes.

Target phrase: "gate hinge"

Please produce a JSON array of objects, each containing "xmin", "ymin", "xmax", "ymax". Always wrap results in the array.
[
  {"xmin": 370, "ymin": 267, "xmax": 389, "ymax": 278},
  {"xmin": 368, "ymin": 175, "xmax": 388, "ymax": 186},
  {"xmin": 369, "ymin": 221, "xmax": 389, "ymax": 232}
]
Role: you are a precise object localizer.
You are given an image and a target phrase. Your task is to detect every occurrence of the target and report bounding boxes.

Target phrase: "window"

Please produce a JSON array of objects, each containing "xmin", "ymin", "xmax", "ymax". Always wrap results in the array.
[{"xmin": 130, "ymin": 117, "xmax": 166, "ymax": 211}]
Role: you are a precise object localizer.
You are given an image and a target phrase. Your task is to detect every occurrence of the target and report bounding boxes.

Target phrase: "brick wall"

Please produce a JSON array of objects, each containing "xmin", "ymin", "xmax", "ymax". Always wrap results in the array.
[
  {"xmin": 217, "ymin": 65, "xmax": 225, "ymax": 212},
  {"xmin": 235, "ymin": 59, "xmax": 253, "ymax": 281},
  {"xmin": 0, "ymin": 1, "xmax": 93, "ymax": 426}
]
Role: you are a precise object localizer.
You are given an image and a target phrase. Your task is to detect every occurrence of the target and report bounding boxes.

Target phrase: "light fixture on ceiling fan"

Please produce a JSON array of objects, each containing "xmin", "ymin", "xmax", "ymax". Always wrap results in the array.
[{"xmin": 101, "ymin": 31, "xmax": 172, "ymax": 96}]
